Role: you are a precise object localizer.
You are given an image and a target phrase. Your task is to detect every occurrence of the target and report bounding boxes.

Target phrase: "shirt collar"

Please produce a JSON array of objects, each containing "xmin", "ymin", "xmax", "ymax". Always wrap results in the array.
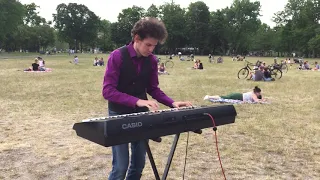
[{"xmin": 127, "ymin": 41, "xmax": 138, "ymax": 58}]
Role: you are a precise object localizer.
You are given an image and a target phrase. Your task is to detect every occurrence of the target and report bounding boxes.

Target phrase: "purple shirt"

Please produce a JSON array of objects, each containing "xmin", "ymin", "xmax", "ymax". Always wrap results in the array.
[{"xmin": 102, "ymin": 42, "xmax": 174, "ymax": 108}]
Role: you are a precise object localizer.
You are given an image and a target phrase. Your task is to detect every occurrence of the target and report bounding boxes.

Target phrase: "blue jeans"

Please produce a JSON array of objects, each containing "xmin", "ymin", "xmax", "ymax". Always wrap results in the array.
[
  {"xmin": 108, "ymin": 110, "xmax": 147, "ymax": 180},
  {"xmin": 264, "ymin": 77, "xmax": 273, "ymax": 81}
]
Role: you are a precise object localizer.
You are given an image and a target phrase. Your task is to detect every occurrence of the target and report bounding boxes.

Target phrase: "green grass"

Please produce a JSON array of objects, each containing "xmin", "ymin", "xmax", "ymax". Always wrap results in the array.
[{"xmin": 0, "ymin": 54, "xmax": 319, "ymax": 179}]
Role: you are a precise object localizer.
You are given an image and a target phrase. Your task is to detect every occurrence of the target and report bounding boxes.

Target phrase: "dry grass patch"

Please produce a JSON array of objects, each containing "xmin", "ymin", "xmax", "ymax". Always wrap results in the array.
[{"xmin": 0, "ymin": 54, "xmax": 319, "ymax": 179}]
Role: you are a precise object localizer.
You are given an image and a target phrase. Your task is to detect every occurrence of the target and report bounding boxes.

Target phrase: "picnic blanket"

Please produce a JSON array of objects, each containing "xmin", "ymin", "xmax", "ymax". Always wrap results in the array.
[{"xmin": 207, "ymin": 98, "xmax": 270, "ymax": 104}]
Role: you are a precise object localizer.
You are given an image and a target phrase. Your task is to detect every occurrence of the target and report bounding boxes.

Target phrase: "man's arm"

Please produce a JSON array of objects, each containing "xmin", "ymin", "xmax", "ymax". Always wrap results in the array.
[
  {"xmin": 147, "ymin": 55, "xmax": 175, "ymax": 107},
  {"xmin": 102, "ymin": 50, "xmax": 139, "ymax": 107}
]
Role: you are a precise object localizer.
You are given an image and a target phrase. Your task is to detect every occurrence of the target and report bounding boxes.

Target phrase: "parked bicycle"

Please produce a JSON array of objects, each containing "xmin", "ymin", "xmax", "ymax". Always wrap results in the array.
[
  {"xmin": 158, "ymin": 57, "xmax": 174, "ymax": 68},
  {"xmin": 273, "ymin": 61, "xmax": 288, "ymax": 73},
  {"xmin": 268, "ymin": 64, "xmax": 283, "ymax": 79},
  {"xmin": 237, "ymin": 60, "xmax": 255, "ymax": 79}
]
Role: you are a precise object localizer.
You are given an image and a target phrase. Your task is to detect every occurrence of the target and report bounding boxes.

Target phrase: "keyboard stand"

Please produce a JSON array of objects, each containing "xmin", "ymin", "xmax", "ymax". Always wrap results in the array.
[{"xmin": 144, "ymin": 134, "xmax": 180, "ymax": 180}]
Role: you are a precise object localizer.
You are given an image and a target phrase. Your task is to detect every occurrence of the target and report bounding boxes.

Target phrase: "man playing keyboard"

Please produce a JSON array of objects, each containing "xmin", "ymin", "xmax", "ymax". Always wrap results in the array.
[{"xmin": 102, "ymin": 17, "xmax": 192, "ymax": 180}]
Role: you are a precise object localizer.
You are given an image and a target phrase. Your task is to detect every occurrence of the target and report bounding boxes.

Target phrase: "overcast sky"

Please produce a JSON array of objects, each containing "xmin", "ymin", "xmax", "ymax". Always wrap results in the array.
[{"xmin": 19, "ymin": 0, "xmax": 288, "ymax": 27}]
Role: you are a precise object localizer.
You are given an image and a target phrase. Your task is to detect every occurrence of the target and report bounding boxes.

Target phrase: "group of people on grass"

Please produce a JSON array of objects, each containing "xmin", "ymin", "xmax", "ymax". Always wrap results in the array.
[
  {"xmin": 24, "ymin": 57, "xmax": 49, "ymax": 72},
  {"xmin": 93, "ymin": 57, "xmax": 105, "ymax": 66},
  {"xmin": 193, "ymin": 59, "xmax": 204, "ymax": 69},
  {"xmin": 209, "ymin": 55, "xmax": 223, "ymax": 63},
  {"xmin": 247, "ymin": 66, "xmax": 275, "ymax": 81},
  {"xmin": 274, "ymin": 58, "xmax": 319, "ymax": 71},
  {"xmin": 68, "ymin": 56, "xmax": 105, "ymax": 66},
  {"xmin": 298, "ymin": 61, "xmax": 320, "ymax": 70}
]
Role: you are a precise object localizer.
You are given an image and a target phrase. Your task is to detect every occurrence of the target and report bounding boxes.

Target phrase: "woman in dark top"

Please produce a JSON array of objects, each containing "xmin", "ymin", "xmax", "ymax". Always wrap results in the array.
[
  {"xmin": 32, "ymin": 59, "xmax": 39, "ymax": 71},
  {"xmin": 264, "ymin": 67, "xmax": 271, "ymax": 78},
  {"xmin": 198, "ymin": 62, "xmax": 203, "ymax": 69},
  {"xmin": 263, "ymin": 67, "xmax": 275, "ymax": 81}
]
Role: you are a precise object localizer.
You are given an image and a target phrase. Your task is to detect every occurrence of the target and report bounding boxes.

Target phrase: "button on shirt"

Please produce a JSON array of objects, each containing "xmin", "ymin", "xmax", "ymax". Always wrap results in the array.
[{"xmin": 102, "ymin": 42, "xmax": 174, "ymax": 108}]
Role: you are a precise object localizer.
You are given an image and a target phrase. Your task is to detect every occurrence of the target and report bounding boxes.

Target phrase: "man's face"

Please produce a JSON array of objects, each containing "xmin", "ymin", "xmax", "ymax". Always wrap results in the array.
[{"xmin": 135, "ymin": 35, "xmax": 158, "ymax": 57}]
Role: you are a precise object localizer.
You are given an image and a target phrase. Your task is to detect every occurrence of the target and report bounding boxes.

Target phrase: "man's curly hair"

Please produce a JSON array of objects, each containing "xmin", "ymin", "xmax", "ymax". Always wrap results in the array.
[{"xmin": 131, "ymin": 17, "xmax": 168, "ymax": 44}]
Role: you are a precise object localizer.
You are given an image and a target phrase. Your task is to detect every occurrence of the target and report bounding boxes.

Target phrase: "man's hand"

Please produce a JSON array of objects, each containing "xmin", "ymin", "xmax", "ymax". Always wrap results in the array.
[
  {"xmin": 136, "ymin": 99, "xmax": 159, "ymax": 111},
  {"xmin": 172, "ymin": 101, "xmax": 193, "ymax": 108}
]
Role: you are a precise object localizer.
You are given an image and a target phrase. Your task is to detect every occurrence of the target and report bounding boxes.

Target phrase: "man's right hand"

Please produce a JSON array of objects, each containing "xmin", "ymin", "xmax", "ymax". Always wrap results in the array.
[{"xmin": 136, "ymin": 99, "xmax": 159, "ymax": 111}]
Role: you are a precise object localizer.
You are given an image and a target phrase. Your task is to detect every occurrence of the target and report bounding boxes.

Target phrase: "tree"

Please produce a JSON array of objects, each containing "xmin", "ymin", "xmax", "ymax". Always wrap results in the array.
[
  {"xmin": 185, "ymin": 1, "xmax": 210, "ymax": 54},
  {"xmin": 160, "ymin": 3, "xmax": 188, "ymax": 53},
  {"xmin": 97, "ymin": 19, "xmax": 114, "ymax": 51},
  {"xmin": 208, "ymin": 9, "xmax": 230, "ymax": 55},
  {"xmin": 53, "ymin": 3, "xmax": 100, "ymax": 52},
  {"xmin": 24, "ymin": 3, "xmax": 46, "ymax": 26},
  {"xmin": 226, "ymin": 0, "xmax": 261, "ymax": 54},
  {"xmin": 308, "ymin": 34, "xmax": 320, "ymax": 57},
  {"xmin": 272, "ymin": 0, "xmax": 320, "ymax": 57},
  {"xmin": 145, "ymin": 4, "xmax": 160, "ymax": 18},
  {"xmin": 112, "ymin": 6, "xmax": 145, "ymax": 46},
  {"xmin": 250, "ymin": 23, "xmax": 275, "ymax": 55},
  {"xmin": 36, "ymin": 25, "xmax": 56, "ymax": 51},
  {"xmin": 0, "ymin": 0, "xmax": 25, "ymax": 48}
]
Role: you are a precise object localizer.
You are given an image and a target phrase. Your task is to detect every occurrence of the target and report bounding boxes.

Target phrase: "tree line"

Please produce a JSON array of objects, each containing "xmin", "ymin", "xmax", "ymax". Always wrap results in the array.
[{"xmin": 1, "ymin": 0, "xmax": 320, "ymax": 57}]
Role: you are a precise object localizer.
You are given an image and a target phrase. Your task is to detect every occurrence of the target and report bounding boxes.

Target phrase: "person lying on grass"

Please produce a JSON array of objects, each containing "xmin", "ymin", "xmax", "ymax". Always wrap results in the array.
[{"xmin": 203, "ymin": 86, "xmax": 266, "ymax": 103}]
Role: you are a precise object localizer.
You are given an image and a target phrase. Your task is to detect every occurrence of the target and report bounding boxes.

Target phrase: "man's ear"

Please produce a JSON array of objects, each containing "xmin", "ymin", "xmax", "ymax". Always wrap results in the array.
[{"xmin": 133, "ymin": 34, "xmax": 141, "ymax": 42}]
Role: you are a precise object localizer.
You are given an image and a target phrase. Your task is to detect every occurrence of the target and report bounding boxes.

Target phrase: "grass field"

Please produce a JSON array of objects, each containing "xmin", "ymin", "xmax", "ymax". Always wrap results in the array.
[{"xmin": 0, "ymin": 53, "xmax": 319, "ymax": 180}]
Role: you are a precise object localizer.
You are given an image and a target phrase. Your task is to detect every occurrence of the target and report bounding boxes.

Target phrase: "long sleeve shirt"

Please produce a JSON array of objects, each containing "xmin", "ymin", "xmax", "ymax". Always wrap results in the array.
[{"xmin": 102, "ymin": 42, "xmax": 174, "ymax": 108}]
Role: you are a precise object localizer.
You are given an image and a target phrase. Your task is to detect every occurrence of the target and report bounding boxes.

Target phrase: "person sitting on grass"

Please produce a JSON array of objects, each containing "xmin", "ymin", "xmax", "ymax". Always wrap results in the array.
[
  {"xmin": 24, "ymin": 58, "xmax": 39, "ymax": 71},
  {"xmin": 99, "ymin": 57, "xmax": 105, "ymax": 66},
  {"xmin": 158, "ymin": 63, "xmax": 169, "ymax": 75},
  {"xmin": 38, "ymin": 57, "xmax": 46, "ymax": 71},
  {"xmin": 193, "ymin": 59, "xmax": 200, "ymax": 69},
  {"xmin": 263, "ymin": 67, "xmax": 275, "ymax": 81},
  {"xmin": 93, "ymin": 57, "xmax": 99, "ymax": 66},
  {"xmin": 299, "ymin": 61, "xmax": 311, "ymax": 70},
  {"xmin": 208, "ymin": 54, "xmax": 213, "ymax": 63},
  {"xmin": 198, "ymin": 60, "xmax": 203, "ymax": 69},
  {"xmin": 313, "ymin": 62, "xmax": 320, "ymax": 71},
  {"xmin": 217, "ymin": 56, "xmax": 223, "ymax": 63},
  {"xmin": 247, "ymin": 66, "xmax": 264, "ymax": 81},
  {"xmin": 203, "ymin": 86, "xmax": 266, "ymax": 103},
  {"xmin": 70, "ymin": 56, "xmax": 79, "ymax": 64},
  {"xmin": 192, "ymin": 59, "xmax": 203, "ymax": 69}
]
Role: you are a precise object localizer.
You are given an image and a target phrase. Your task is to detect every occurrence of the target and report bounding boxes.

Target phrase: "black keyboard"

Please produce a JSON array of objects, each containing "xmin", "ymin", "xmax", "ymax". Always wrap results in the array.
[{"xmin": 73, "ymin": 105, "xmax": 237, "ymax": 147}]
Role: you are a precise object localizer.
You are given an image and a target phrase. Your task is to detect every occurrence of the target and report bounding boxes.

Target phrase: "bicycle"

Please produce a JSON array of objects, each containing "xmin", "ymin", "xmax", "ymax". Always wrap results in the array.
[
  {"xmin": 158, "ymin": 57, "xmax": 174, "ymax": 68},
  {"xmin": 268, "ymin": 64, "xmax": 283, "ymax": 79},
  {"xmin": 270, "ymin": 61, "xmax": 288, "ymax": 73},
  {"xmin": 237, "ymin": 60, "xmax": 255, "ymax": 79}
]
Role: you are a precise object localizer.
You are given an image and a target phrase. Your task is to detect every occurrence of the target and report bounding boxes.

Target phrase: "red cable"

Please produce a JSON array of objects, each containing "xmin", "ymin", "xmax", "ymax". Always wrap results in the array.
[{"xmin": 204, "ymin": 113, "xmax": 227, "ymax": 180}]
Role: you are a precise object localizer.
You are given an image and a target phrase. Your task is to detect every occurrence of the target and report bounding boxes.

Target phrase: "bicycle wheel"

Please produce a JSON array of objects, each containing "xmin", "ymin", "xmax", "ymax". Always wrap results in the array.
[
  {"xmin": 271, "ymin": 68, "xmax": 282, "ymax": 79},
  {"xmin": 165, "ymin": 61, "xmax": 174, "ymax": 68},
  {"xmin": 282, "ymin": 64, "xmax": 288, "ymax": 73},
  {"xmin": 237, "ymin": 68, "xmax": 249, "ymax": 79}
]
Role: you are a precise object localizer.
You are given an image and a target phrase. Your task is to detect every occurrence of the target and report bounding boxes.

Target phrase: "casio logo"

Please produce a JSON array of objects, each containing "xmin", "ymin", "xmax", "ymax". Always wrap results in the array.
[{"xmin": 122, "ymin": 122, "xmax": 143, "ymax": 129}]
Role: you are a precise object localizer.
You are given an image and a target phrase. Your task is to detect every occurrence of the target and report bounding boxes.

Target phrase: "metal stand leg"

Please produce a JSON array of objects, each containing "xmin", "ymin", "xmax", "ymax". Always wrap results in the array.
[
  {"xmin": 162, "ymin": 134, "xmax": 180, "ymax": 180},
  {"xmin": 144, "ymin": 140, "xmax": 160, "ymax": 180},
  {"xmin": 144, "ymin": 134, "xmax": 181, "ymax": 180}
]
